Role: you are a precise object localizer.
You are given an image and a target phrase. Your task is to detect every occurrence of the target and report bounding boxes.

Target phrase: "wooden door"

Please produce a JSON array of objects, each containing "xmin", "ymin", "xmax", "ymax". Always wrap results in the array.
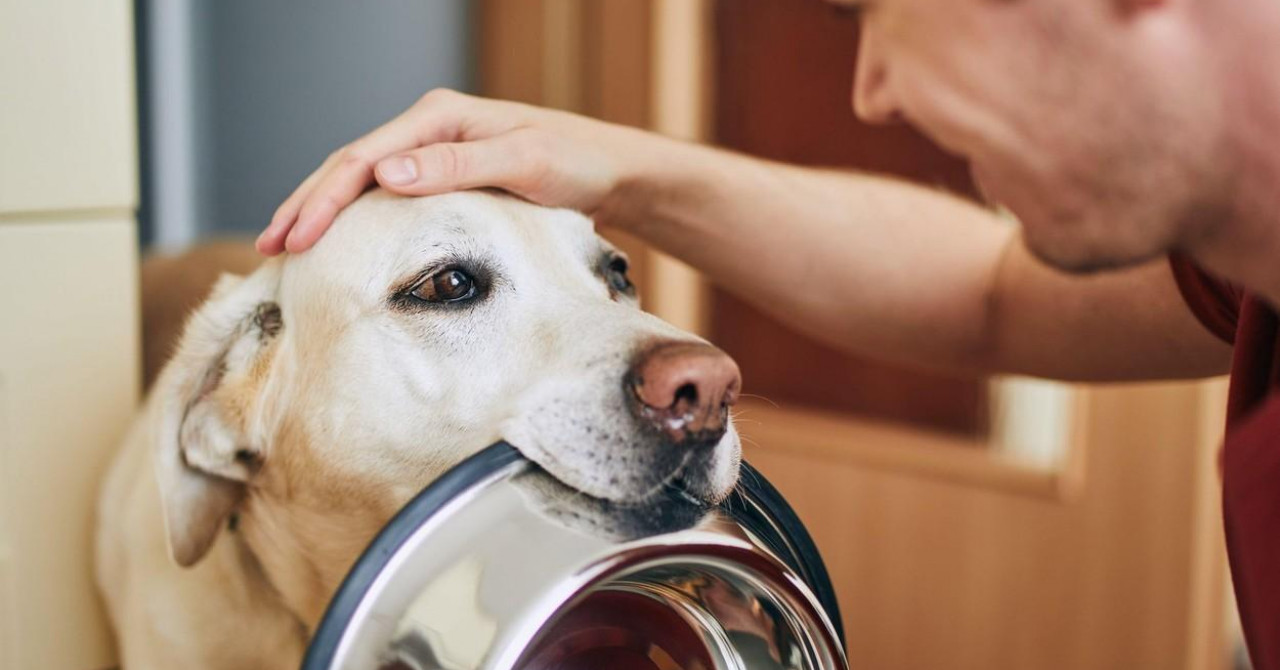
[
  {"xmin": 712, "ymin": 0, "xmax": 988, "ymax": 435},
  {"xmin": 480, "ymin": 2, "xmax": 1231, "ymax": 667}
]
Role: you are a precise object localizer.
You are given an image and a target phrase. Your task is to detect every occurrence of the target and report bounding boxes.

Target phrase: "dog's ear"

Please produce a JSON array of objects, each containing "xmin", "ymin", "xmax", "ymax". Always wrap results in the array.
[{"xmin": 153, "ymin": 265, "xmax": 283, "ymax": 567}]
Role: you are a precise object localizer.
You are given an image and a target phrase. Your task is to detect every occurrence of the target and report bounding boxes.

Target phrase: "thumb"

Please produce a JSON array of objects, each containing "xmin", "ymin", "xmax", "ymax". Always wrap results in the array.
[{"xmin": 374, "ymin": 132, "xmax": 538, "ymax": 198}]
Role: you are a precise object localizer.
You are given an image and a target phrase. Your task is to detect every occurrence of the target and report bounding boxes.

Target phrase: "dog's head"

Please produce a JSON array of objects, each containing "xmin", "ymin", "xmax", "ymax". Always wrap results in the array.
[{"xmin": 152, "ymin": 190, "xmax": 741, "ymax": 619}]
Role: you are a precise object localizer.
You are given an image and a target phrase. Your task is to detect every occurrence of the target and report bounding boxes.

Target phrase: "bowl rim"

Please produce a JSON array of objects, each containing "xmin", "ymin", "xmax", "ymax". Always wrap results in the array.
[{"xmin": 302, "ymin": 441, "xmax": 845, "ymax": 669}]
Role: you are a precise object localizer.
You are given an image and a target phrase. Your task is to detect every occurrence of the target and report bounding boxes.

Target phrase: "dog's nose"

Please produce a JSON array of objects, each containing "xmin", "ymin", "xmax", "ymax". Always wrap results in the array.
[{"xmin": 628, "ymin": 342, "xmax": 742, "ymax": 447}]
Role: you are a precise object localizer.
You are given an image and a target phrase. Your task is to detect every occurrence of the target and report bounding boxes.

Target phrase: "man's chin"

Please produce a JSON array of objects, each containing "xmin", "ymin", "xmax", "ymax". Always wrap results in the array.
[
  {"xmin": 970, "ymin": 162, "xmax": 1002, "ymax": 208},
  {"xmin": 1021, "ymin": 227, "xmax": 1162, "ymax": 276}
]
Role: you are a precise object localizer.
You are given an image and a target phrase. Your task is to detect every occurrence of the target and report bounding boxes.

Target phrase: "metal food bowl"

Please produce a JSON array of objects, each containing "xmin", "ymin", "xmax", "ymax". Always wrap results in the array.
[{"xmin": 304, "ymin": 442, "xmax": 849, "ymax": 670}]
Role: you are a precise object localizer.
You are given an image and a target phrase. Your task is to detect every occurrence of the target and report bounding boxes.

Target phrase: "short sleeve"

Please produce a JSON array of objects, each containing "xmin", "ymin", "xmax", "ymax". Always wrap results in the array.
[{"xmin": 1169, "ymin": 253, "xmax": 1241, "ymax": 344}]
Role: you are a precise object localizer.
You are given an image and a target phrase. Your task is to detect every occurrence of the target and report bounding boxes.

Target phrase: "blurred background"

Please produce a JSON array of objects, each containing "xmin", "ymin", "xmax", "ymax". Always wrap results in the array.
[
  {"xmin": 138, "ymin": 1, "xmax": 471, "ymax": 246},
  {"xmin": 0, "ymin": 0, "xmax": 1244, "ymax": 668}
]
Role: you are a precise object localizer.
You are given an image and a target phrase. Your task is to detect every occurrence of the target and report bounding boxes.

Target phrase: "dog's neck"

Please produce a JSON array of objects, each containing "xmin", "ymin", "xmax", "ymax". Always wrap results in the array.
[
  {"xmin": 228, "ymin": 429, "xmax": 411, "ymax": 635},
  {"xmin": 225, "ymin": 520, "xmax": 314, "ymax": 635},
  {"xmin": 156, "ymin": 505, "xmax": 313, "ymax": 668},
  {"xmin": 234, "ymin": 491, "xmax": 393, "ymax": 629}
]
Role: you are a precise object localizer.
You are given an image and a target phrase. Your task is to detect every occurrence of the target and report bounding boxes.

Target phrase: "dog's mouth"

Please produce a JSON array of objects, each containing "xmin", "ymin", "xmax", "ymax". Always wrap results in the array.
[
  {"xmin": 660, "ymin": 474, "xmax": 705, "ymax": 506},
  {"xmin": 614, "ymin": 457, "xmax": 708, "ymax": 509},
  {"xmin": 502, "ymin": 395, "xmax": 742, "ymax": 511},
  {"xmin": 519, "ymin": 439, "xmax": 722, "ymax": 501},
  {"xmin": 516, "ymin": 461, "xmax": 720, "ymax": 542},
  {"xmin": 566, "ymin": 446, "xmax": 737, "ymax": 508}
]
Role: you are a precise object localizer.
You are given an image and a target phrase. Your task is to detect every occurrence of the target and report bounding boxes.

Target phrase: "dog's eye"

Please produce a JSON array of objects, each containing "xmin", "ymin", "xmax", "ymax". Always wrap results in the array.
[
  {"xmin": 410, "ymin": 268, "xmax": 477, "ymax": 303},
  {"xmin": 606, "ymin": 256, "xmax": 633, "ymax": 295}
]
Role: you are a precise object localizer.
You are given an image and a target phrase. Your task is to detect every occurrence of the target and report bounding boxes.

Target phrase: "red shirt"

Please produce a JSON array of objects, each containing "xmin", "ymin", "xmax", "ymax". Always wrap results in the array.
[{"xmin": 1171, "ymin": 255, "xmax": 1280, "ymax": 668}]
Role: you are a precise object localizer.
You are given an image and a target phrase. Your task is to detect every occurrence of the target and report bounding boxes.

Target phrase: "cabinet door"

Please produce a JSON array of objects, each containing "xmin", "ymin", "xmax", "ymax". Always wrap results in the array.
[
  {"xmin": 0, "ymin": 0, "xmax": 139, "ymax": 667},
  {"xmin": 0, "ymin": 0, "xmax": 137, "ymax": 214},
  {"xmin": 0, "ymin": 220, "xmax": 139, "ymax": 669}
]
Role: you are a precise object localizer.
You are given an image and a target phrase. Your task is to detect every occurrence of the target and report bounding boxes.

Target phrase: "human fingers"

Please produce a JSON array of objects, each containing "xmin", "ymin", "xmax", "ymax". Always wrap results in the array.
[
  {"xmin": 257, "ymin": 153, "xmax": 338, "ymax": 254},
  {"xmin": 374, "ymin": 126, "xmax": 612, "ymax": 211},
  {"xmin": 272, "ymin": 89, "xmax": 476, "ymax": 254}
]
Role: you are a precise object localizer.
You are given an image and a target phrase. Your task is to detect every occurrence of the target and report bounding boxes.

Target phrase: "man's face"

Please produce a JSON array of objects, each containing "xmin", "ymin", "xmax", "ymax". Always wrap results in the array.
[{"xmin": 842, "ymin": 0, "xmax": 1230, "ymax": 272}]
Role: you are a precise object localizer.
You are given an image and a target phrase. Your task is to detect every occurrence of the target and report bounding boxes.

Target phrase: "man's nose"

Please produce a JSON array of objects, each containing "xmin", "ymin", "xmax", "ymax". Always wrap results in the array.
[
  {"xmin": 851, "ymin": 31, "xmax": 900, "ymax": 125},
  {"xmin": 627, "ymin": 342, "xmax": 742, "ymax": 448}
]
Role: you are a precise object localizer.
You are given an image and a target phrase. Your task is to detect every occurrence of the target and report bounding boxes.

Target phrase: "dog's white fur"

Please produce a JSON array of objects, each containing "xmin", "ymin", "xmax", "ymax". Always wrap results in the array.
[{"xmin": 95, "ymin": 190, "xmax": 741, "ymax": 668}]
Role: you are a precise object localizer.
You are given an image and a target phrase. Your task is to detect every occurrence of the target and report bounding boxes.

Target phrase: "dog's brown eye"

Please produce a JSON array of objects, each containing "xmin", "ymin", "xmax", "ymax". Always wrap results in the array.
[
  {"xmin": 606, "ymin": 256, "xmax": 633, "ymax": 295},
  {"xmin": 411, "ymin": 269, "xmax": 476, "ymax": 303}
]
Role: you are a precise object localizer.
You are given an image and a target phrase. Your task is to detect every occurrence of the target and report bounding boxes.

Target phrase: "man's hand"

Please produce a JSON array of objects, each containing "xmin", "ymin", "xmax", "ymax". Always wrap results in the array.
[{"xmin": 257, "ymin": 89, "xmax": 642, "ymax": 255}]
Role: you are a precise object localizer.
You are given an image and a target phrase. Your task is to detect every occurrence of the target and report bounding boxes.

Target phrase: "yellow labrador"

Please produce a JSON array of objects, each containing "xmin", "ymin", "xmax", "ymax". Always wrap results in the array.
[{"xmin": 95, "ymin": 190, "xmax": 742, "ymax": 669}]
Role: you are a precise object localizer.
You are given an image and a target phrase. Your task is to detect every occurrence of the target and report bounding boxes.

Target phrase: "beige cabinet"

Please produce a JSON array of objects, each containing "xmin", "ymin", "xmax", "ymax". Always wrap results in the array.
[
  {"xmin": 0, "ymin": 0, "xmax": 137, "ymax": 214},
  {"xmin": 0, "ymin": 0, "xmax": 139, "ymax": 668}
]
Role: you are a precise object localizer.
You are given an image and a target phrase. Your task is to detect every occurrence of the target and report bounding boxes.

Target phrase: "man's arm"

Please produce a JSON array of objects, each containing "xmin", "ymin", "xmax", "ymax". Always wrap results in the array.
[
  {"xmin": 601, "ymin": 137, "xmax": 1231, "ymax": 381},
  {"xmin": 263, "ymin": 91, "xmax": 1231, "ymax": 382}
]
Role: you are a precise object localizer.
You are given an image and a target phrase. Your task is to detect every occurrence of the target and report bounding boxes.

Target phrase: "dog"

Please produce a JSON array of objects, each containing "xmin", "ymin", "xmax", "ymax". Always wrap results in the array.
[{"xmin": 95, "ymin": 190, "xmax": 743, "ymax": 668}]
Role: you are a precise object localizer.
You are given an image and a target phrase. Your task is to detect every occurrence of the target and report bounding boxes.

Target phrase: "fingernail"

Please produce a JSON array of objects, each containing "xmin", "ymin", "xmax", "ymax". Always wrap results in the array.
[{"xmin": 378, "ymin": 156, "xmax": 418, "ymax": 185}]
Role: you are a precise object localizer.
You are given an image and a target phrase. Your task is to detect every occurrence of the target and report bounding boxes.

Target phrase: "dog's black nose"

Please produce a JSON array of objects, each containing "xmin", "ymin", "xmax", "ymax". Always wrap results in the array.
[{"xmin": 627, "ymin": 342, "xmax": 741, "ymax": 448}]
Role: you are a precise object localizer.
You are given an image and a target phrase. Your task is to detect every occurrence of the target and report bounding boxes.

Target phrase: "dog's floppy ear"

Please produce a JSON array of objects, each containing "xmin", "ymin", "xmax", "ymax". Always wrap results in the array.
[{"xmin": 153, "ymin": 264, "xmax": 283, "ymax": 567}]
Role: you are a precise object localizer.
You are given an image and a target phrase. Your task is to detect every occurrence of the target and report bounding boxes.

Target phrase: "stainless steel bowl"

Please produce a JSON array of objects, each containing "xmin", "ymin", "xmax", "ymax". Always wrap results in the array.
[{"xmin": 304, "ymin": 442, "xmax": 848, "ymax": 670}]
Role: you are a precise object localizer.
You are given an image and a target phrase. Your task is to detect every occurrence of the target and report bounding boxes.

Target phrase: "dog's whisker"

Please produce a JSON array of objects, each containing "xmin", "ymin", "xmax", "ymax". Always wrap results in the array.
[
  {"xmin": 737, "ymin": 393, "xmax": 780, "ymax": 408},
  {"xmin": 737, "ymin": 464, "xmax": 766, "ymax": 494}
]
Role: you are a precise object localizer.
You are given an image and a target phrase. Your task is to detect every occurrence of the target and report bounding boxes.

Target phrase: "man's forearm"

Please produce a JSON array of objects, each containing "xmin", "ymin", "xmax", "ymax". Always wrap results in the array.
[{"xmin": 597, "ymin": 136, "xmax": 1015, "ymax": 375}]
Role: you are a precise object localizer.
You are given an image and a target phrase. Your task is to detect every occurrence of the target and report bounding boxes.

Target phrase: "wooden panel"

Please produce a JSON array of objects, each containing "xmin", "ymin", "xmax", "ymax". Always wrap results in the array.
[
  {"xmin": 733, "ymin": 403, "xmax": 1070, "ymax": 499},
  {"xmin": 477, "ymin": 0, "xmax": 715, "ymax": 335},
  {"xmin": 0, "ymin": 218, "xmax": 139, "ymax": 669},
  {"xmin": 711, "ymin": 0, "xmax": 988, "ymax": 434},
  {"xmin": 713, "ymin": 0, "xmax": 977, "ymax": 192},
  {"xmin": 580, "ymin": 0, "xmax": 652, "ymax": 128},
  {"xmin": 578, "ymin": 0, "xmax": 658, "ymax": 313},
  {"xmin": 0, "ymin": 0, "xmax": 137, "ymax": 214},
  {"xmin": 477, "ymin": 0, "xmax": 657, "ymax": 306},
  {"xmin": 640, "ymin": 0, "xmax": 715, "ymax": 337},
  {"xmin": 741, "ymin": 382, "xmax": 1228, "ymax": 669},
  {"xmin": 476, "ymin": 0, "xmax": 549, "ymax": 106}
]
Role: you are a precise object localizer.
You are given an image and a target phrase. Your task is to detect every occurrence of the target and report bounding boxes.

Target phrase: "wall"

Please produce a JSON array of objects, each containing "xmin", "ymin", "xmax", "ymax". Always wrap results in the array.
[{"xmin": 141, "ymin": 0, "xmax": 473, "ymax": 246}]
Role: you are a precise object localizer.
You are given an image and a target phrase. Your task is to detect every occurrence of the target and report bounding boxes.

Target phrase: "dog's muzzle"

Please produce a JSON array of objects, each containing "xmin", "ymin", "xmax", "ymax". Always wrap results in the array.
[{"xmin": 303, "ymin": 442, "xmax": 848, "ymax": 670}]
